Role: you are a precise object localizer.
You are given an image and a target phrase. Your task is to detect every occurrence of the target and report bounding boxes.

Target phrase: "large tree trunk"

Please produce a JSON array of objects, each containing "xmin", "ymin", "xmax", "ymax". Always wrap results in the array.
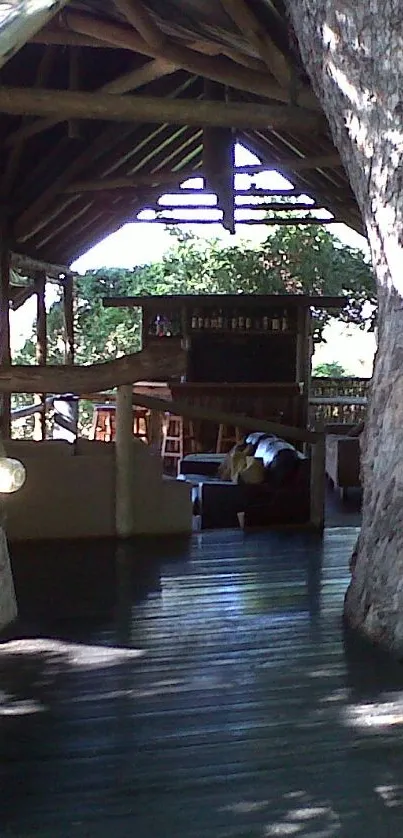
[{"xmin": 286, "ymin": 2, "xmax": 403, "ymax": 652}]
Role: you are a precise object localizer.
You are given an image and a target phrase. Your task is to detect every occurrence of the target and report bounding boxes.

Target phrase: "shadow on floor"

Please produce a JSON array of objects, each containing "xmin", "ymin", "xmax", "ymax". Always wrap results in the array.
[{"xmin": 3, "ymin": 527, "xmax": 403, "ymax": 838}]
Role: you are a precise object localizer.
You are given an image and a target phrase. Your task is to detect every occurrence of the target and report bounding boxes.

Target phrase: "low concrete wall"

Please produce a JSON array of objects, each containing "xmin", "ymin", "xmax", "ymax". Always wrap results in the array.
[
  {"xmin": 0, "ymin": 527, "xmax": 17, "ymax": 630},
  {"xmin": 2, "ymin": 439, "xmax": 192, "ymax": 541}
]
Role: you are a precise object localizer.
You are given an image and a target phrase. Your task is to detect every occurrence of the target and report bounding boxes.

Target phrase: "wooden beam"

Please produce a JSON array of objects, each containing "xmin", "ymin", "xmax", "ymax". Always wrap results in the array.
[
  {"xmin": 0, "ymin": 342, "xmax": 186, "ymax": 394},
  {"xmin": 5, "ymin": 57, "xmax": 180, "ymax": 148},
  {"xmin": 2, "ymin": 44, "xmax": 57, "ymax": 195},
  {"xmin": 140, "ymin": 201, "xmax": 321, "ymax": 212},
  {"xmin": 203, "ymin": 80, "xmax": 235, "ymax": 233},
  {"xmin": 0, "ymin": 222, "xmax": 11, "ymax": 438},
  {"xmin": 132, "ymin": 216, "xmax": 335, "ymax": 225},
  {"xmin": 63, "ymin": 155, "xmax": 341, "ymax": 192},
  {"xmin": 64, "ymin": 10, "xmax": 319, "ymax": 107},
  {"xmin": 220, "ymin": 0, "xmax": 293, "ymax": 92},
  {"xmin": 102, "ymin": 58, "xmax": 178, "ymax": 94},
  {"xmin": 32, "ymin": 24, "xmax": 267, "ymax": 73},
  {"xmin": 0, "ymin": 0, "xmax": 71, "ymax": 70},
  {"xmin": 129, "ymin": 393, "xmax": 321, "ymax": 445},
  {"xmin": 30, "ymin": 29, "xmax": 109, "ymax": 48},
  {"xmin": 11, "ymin": 252, "xmax": 73, "ymax": 279},
  {"xmin": 9, "ymin": 284, "xmax": 35, "ymax": 311},
  {"xmin": 103, "ymin": 293, "xmax": 345, "ymax": 309},
  {"xmin": 68, "ymin": 46, "xmax": 81, "ymax": 140},
  {"xmin": 114, "ymin": 0, "xmax": 166, "ymax": 51},
  {"xmin": 34, "ymin": 271, "xmax": 47, "ymax": 441},
  {"xmin": 0, "ymin": 86, "xmax": 324, "ymax": 131},
  {"xmin": 14, "ymin": 122, "xmax": 138, "ymax": 240}
]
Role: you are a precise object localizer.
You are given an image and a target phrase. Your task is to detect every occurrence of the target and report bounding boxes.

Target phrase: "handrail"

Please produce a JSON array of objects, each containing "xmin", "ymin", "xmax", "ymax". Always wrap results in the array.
[
  {"xmin": 128, "ymin": 392, "xmax": 321, "ymax": 444},
  {"xmin": 11, "ymin": 396, "xmax": 55, "ymax": 421}
]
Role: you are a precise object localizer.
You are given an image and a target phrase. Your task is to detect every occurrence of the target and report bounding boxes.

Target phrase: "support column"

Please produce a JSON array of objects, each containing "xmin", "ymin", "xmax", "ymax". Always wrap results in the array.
[
  {"xmin": 115, "ymin": 384, "xmax": 135, "ymax": 538},
  {"xmin": 0, "ymin": 220, "xmax": 11, "ymax": 438},
  {"xmin": 310, "ymin": 434, "xmax": 326, "ymax": 530},
  {"xmin": 63, "ymin": 275, "xmax": 74, "ymax": 364},
  {"xmin": 34, "ymin": 270, "xmax": 47, "ymax": 441}
]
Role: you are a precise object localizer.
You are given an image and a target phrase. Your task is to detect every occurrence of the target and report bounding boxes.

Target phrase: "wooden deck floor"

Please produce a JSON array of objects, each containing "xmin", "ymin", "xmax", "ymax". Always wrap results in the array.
[{"xmin": 3, "ymin": 527, "xmax": 403, "ymax": 837}]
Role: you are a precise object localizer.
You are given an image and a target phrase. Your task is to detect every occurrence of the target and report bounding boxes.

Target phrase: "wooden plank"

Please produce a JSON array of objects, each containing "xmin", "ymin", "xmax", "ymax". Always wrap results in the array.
[
  {"xmin": 0, "ymin": 0, "xmax": 71, "ymax": 70},
  {"xmin": 0, "ymin": 86, "xmax": 325, "ymax": 131},
  {"xmin": 4, "ymin": 529, "xmax": 375, "ymax": 838}
]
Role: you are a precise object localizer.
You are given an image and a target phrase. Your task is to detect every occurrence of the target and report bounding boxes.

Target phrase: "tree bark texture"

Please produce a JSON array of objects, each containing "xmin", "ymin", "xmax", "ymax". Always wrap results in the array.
[
  {"xmin": 0, "ymin": 341, "xmax": 185, "ymax": 395},
  {"xmin": 287, "ymin": 1, "xmax": 403, "ymax": 652}
]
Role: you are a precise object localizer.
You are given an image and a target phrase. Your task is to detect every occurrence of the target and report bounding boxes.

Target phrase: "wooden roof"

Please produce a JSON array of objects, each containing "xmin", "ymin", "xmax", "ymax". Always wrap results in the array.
[{"xmin": 0, "ymin": 0, "xmax": 362, "ymax": 272}]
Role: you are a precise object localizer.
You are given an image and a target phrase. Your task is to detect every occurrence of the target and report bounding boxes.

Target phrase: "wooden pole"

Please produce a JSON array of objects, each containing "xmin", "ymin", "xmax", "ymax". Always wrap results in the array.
[
  {"xmin": 310, "ymin": 435, "xmax": 326, "ymax": 530},
  {"xmin": 0, "ymin": 221, "xmax": 11, "ymax": 438},
  {"xmin": 34, "ymin": 271, "xmax": 47, "ymax": 441},
  {"xmin": 63, "ymin": 276, "xmax": 74, "ymax": 364},
  {"xmin": 115, "ymin": 384, "xmax": 135, "ymax": 538},
  {"xmin": 0, "ymin": 86, "xmax": 324, "ymax": 132}
]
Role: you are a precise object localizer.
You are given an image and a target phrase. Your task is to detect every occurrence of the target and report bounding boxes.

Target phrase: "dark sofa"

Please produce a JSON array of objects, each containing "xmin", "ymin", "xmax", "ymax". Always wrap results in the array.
[{"xmin": 178, "ymin": 433, "xmax": 310, "ymax": 529}]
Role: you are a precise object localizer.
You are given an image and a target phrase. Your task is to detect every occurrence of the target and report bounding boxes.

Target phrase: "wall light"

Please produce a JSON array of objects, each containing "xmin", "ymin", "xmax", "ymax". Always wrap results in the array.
[{"xmin": 0, "ymin": 458, "xmax": 26, "ymax": 494}]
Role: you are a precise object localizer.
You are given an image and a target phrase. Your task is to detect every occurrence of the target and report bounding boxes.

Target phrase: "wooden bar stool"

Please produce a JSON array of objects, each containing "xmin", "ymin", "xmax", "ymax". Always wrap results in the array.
[
  {"xmin": 216, "ymin": 424, "xmax": 243, "ymax": 453},
  {"xmin": 133, "ymin": 407, "xmax": 150, "ymax": 443},
  {"xmin": 161, "ymin": 414, "xmax": 196, "ymax": 475}
]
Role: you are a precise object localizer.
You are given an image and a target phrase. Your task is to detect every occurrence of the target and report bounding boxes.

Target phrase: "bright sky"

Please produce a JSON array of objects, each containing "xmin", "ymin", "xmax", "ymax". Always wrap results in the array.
[{"xmin": 11, "ymin": 143, "xmax": 370, "ymax": 353}]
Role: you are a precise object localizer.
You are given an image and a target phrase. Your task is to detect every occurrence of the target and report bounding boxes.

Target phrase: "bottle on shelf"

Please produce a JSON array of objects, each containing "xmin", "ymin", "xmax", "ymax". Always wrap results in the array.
[
  {"xmin": 271, "ymin": 311, "xmax": 280, "ymax": 331},
  {"xmin": 245, "ymin": 314, "xmax": 252, "ymax": 330},
  {"xmin": 231, "ymin": 310, "xmax": 238, "ymax": 330},
  {"xmin": 238, "ymin": 312, "xmax": 245, "ymax": 330},
  {"xmin": 211, "ymin": 310, "xmax": 218, "ymax": 329},
  {"xmin": 262, "ymin": 314, "xmax": 269, "ymax": 331},
  {"xmin": 155, "ymin": 314, "xmax": 165, "ymax": 337},
  {"xmin": 197, "ymin": 310, "xmax": 204, "ymax": 329},
  {"xmin": 217, "ymin": 309, "xmax": 224, "ymax": 330},
  {"xmin": 203, "ymin": 311, "xmax": 211, "ymax": 329},
  {"xmin": 281, "ymin": 309, "xmax": 289, "ymax": 331},
  {"xmin": 191, "ymin": 309, "xmax": 198, "ymax": 330}
]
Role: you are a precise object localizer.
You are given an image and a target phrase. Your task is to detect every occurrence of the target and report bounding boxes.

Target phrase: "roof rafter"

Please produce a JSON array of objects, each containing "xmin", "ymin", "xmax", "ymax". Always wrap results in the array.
[{"xmin": 62, "ymin": 10, "xmax": 320, "ymax": 107}]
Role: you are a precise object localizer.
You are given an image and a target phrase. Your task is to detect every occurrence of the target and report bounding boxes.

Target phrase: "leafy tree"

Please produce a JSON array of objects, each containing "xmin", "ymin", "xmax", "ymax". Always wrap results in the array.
[
  {"xmin": 20, "ymin": 224, "xmax": 372, "ymax": 364},
  {"xmin": 312, "ymin": 361, "xmax": 348, "ymax": 378},
  {"xmin": 13, "ymin": 224, "xmax": 375, "ymax": 434}
]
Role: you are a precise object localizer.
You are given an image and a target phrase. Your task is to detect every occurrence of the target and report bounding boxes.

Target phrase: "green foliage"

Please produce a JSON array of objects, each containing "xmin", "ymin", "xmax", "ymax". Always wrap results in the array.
[
  {"xmin": 17, "ymin": 224, "xmax": 376, "ymax": 368},
  {"xmin": 312, "ymin": 361, "xmax": 348, "ymax": 377}
]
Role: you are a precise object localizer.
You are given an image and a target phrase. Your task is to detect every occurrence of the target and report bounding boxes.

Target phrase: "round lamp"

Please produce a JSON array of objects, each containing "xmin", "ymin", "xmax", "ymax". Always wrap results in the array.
[{"xmin": 0, "ymin": 458, "xmax": 26, "ymax": 494}]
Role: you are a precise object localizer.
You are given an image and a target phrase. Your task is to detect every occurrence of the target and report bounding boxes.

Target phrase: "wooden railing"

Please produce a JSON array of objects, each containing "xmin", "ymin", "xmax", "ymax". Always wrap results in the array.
[
  {"xmin": 0, "ymin": 346, "xmax": 327, "ymax": 529},
  {"xmin": 309, "ymin": 376, "xmax": 370, "ymax": 427}
]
